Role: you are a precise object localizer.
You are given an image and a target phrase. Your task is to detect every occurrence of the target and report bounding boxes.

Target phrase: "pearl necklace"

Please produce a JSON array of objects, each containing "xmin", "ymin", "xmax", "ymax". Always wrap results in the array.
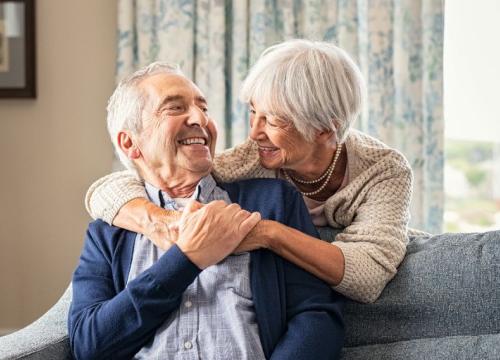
[{"xmin": 282, "ymin": 144, "xmax": 342, "ymax": 197}]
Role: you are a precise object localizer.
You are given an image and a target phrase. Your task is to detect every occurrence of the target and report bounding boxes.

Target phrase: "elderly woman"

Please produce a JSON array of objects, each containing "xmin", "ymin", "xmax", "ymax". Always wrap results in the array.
[{"xmin": 86, "ymin": 39, "xmax": 412, "ymax": 303}]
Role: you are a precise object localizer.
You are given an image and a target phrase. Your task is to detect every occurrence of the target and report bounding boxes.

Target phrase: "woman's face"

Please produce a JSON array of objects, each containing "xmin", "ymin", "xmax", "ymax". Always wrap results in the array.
[{"xmin": 248, "ymin": 101, "xmax": 315, "ymax": 170}]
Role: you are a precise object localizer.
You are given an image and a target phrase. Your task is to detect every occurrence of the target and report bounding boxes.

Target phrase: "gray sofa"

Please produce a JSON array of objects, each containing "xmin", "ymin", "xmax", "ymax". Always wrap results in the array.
[{"xmin": 1, "ymin": 229, "xmax": 499, "ymax": 360}]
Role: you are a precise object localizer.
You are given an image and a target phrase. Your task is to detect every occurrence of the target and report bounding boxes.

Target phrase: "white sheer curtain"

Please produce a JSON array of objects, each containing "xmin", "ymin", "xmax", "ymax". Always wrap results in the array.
[{"xmin": 116, "ymin": 0, "xmax": 444, "ymax": 233}]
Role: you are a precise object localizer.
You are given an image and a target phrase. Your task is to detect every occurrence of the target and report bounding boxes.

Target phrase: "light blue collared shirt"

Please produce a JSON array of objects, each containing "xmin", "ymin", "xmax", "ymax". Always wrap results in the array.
[{"xmin": 128, "ymin": 175, "xmax": 266, "ymax": 360}]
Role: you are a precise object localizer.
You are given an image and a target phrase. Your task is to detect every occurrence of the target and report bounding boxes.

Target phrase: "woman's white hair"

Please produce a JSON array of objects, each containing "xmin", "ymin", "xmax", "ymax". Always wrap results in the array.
[
  {"xmin": 106, "ymin": 62, "xmax": 183, "ymax": 169},
  {"xmin": 240, "ymin": 39, "xmax": 366, "ymax": 143}
]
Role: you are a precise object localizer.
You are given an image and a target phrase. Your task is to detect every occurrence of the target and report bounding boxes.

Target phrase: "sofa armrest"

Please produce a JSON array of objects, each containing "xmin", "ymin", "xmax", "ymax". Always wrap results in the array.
[{"xmin": 0, "ymin": 285, "xmax": 72, "ymax": 360}]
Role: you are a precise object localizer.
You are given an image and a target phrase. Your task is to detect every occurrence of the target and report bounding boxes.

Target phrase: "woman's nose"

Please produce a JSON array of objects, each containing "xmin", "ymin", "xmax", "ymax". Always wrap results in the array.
[{"xmin": 249, "ymin": 115, "xmax": 266, "ymax": 140}]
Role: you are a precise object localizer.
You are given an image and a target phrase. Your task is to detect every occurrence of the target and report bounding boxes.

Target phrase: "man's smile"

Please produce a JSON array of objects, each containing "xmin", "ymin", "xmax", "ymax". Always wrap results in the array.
[{"xmin": 178, "ymin": 137, "xmax": 207, "ymax": 146}]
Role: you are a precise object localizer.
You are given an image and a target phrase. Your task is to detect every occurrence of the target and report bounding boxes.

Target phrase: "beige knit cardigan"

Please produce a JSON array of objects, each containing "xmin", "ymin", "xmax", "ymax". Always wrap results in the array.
[{"xmin": 86, "ymin": 129, "xmax": 413, "ymax": 303}]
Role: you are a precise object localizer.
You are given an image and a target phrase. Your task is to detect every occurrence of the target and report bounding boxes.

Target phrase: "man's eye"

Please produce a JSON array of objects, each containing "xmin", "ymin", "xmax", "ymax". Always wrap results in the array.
[
  {"xmin": 167, "ymin": 105, "xmax": 184, "ymax": 112},
  {"xmin": 249, "ymin": 108, "xmax": 256, "ymax": 115}
]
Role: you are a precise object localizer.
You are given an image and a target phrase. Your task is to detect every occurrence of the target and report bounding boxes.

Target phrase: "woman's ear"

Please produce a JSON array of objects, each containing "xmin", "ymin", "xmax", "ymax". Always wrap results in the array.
[
  {"xmin": 117, "ymin": 131, "xmax": 141, "ymax": 159},
  {"xmin": 315, "ymin": 129, "xmax": 336, "ymax": 145}
]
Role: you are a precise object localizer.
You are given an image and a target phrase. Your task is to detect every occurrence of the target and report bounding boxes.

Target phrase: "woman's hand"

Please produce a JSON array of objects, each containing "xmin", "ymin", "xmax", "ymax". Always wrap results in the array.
[
  {"xmin": 135, "ymin": 198, "xmax": 184, "ymax": 251},
  {"xmin": 233, "ymin": 219, "xmax": 275, "ymax": 253},
  {"xmin": 113, "ymin": 198, "xmax": 183, "ymax": 251},
  {"xmin": 142, "ymin": 204, "xmax": 182, "ymax": 251}
]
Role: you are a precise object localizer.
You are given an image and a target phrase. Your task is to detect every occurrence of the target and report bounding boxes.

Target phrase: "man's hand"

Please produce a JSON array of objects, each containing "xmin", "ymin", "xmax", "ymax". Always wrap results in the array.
[{"xmin": 176, "ymin": 199, "xmax": 261, "ymax": 269}]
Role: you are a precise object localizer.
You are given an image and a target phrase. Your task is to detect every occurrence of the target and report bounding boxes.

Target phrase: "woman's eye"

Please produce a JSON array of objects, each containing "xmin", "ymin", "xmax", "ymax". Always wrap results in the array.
[
  {"xmin": 249, "ymin": 108, "xmax": 256, "ymax": 115},
  {"xmin": 266, "ymin": 116, "xmax": 281, "ymax": 128},
  {"xmin": 266, "ymin": 120, "xmax": 278, "ymax": 128}
]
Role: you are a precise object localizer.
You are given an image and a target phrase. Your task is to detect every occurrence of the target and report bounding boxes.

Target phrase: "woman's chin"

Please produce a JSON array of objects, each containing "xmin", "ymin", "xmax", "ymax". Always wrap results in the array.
[
  {"xmin": 258, "ymin": 157, "xmax": 283, "ymax": 170},
  {"xmin": 256, "ymin": 147, "xmax": 284, "ymax": 169}
]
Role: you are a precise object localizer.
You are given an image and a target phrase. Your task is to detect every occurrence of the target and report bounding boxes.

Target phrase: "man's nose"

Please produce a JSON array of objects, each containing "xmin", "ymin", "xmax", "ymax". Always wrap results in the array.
[{"xmin": 186, "ymin": 106, "xmax": 208, "ymax": 127}]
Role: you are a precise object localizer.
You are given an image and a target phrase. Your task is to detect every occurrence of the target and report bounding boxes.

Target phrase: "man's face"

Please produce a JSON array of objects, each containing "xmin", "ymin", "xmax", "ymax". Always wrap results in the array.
[{"xmin": 134, "ymin": 73, "xmax": 217, "ymax": 189}]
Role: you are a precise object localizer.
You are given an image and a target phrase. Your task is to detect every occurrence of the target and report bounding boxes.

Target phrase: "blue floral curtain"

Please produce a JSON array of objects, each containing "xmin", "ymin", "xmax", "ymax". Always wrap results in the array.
[{"xmin": 116, "ymin": 0, "xmax": 444, "ymax": 233}]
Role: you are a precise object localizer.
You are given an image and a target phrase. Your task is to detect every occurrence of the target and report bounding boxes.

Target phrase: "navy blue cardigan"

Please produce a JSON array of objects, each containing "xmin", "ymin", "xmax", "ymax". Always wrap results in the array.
[{"xmin": 69, "ymin": 179, "xmax": 345, "ymax": 360}]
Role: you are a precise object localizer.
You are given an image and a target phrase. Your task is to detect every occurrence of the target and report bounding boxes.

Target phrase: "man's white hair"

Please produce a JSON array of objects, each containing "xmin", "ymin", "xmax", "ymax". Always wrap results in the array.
[
  {"xmin": 240, "ymin": 39, "xmax": 366, "ymax": 143},
  {"xmin": 107, "ymin": 62, "xmax": 184, "ymax": 169}
]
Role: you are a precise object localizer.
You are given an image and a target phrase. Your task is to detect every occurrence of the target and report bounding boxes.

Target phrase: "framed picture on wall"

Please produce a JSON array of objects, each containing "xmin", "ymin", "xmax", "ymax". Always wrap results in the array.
[{"xmin": 0, "ymin": 0, "xmax": 35, "ymax": 98}]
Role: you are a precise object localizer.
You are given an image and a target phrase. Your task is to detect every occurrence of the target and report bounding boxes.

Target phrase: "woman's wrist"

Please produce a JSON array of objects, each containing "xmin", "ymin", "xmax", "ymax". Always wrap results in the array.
[
  {"xmin": 112, "ymin": 198, "xmax": 149, "ymax": 233},
  {"xmin": 262, "ymin": 220, "xmax": 283, "ymax": 251}
]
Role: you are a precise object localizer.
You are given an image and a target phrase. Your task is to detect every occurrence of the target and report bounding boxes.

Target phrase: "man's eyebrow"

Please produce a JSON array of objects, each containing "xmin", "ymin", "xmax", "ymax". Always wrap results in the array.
[
  {"xmin": 196, "ymin": 96, "xmax": 207, "ymax": 104},
  {"xmin": 159, "ymin": 95, "xmax": 183, "ymax": 105},
  {"xmin": 156, "ymin": 95, "xmax": 206, "ymax": 111},
  {"xmin": 154, "ymin": 95, "xmax": 184, "ymax": 113}
]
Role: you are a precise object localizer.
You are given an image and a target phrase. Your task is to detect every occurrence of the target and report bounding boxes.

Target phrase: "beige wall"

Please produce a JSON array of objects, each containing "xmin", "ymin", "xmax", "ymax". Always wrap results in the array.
[{"xmin": 0, "ymin": 0, "xmax": 116, "ymax": 330}]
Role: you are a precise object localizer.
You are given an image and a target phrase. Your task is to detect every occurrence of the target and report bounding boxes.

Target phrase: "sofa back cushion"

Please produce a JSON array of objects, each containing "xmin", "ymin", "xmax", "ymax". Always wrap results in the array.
[{"xmin": 318, "ymin": 228, "xmax": 500, "ymax": 347}]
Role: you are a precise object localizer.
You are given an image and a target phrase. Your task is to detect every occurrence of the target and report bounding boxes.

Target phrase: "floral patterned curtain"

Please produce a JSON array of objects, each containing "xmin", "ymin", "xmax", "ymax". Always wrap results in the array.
[{"xmin": 116, "ymin": 0, "xmax": 444, "ymax": 233}]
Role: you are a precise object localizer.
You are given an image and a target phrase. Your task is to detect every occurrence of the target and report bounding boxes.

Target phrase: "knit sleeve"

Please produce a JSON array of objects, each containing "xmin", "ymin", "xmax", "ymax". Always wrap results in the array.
[
  {"xmin": 330, "ymin": 162, "xmax": 413, "ymax": 303},
  {"xmin": 212, "ymin": 138, "xmax": 275, "ymax": 182},
  {"xmin": 85, "ymin": 170, "xmax": 147, "ymax": 224}
]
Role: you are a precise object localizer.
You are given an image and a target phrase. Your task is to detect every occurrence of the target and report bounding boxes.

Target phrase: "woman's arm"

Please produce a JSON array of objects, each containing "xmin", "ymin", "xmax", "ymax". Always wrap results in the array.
[
  {"xmin": 238, "ymin": 221, "xmax": 345, "ymax": 286},
  {"xmin": 238, "ymin": 162, "xmax": 412, "ymax": 304},
  {"xmin": 329, "ymin": 171, "xmax": 412, "ymax": 303},
  {"xmin": 85, "ymin": 170, "xmax": 181, "ymax": 249},
  {"xmin": 85, "ymin": 139, "xmax": 269, "ymax": 247},
  {"xmin": 85, "ymin": 170, "xmax": 148, "ymax": 223}
]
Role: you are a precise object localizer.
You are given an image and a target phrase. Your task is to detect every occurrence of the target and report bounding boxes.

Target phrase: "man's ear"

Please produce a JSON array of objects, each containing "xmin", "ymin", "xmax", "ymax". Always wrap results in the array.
[
  {"xmin": 315, "ymin": 128, "xmax": 336, "ymax": 145},
  {"xmin": 117, "ymin": 131, "xmax": 141, "ymax": 159}
]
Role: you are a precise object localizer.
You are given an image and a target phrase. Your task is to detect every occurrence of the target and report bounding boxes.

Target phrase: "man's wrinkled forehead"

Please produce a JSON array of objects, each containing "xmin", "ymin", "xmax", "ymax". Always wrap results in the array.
[{"xmin": 138, "ymin": 72, "xmax": 205, "ymax": 110}]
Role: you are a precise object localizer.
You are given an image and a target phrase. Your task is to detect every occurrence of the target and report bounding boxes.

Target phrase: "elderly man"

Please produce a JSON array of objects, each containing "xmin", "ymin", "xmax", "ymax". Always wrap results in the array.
[{"xmin": 68, "ymin": 62, "xmax": 345, "ymax": 360}]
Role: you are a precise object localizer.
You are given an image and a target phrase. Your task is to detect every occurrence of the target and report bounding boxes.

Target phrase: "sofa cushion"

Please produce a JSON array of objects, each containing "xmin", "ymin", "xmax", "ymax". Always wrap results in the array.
[
  {"xmin": 317, "ymin": 228, "xmax": 500, "ymax": 348},
  {"xmin": 341, "ymin": 333, "xmax": 500, "ymax": 360}
]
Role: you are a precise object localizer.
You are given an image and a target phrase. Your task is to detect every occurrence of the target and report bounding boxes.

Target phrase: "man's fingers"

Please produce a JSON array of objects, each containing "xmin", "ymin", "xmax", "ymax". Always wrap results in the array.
[
  {"xmin": 238, "ymin": 212, "xmax": 261, "ymax": 235},
  {"xmin": 205, "ymin": 200, "xmax": 228, "ymax": 211},
  {"xmin": 233, "ymin": 208, "xmax": 252, "ymax": 223}
]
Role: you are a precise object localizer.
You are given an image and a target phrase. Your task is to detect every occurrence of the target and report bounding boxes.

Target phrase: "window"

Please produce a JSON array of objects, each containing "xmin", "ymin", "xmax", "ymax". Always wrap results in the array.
[{"xmin": 444, "ymin": 0, "xmax": 500, "ymax": 232}]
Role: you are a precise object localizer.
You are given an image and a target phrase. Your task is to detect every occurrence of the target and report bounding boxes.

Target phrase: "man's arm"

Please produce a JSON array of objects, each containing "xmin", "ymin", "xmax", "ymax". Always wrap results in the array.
[
  {"xmin": 69, "ymin": 201, "xmax": 260, "ymax": 360},
  {"xmin": 68, "ymin": 223, "xmax": 201, "ymax": 360}
]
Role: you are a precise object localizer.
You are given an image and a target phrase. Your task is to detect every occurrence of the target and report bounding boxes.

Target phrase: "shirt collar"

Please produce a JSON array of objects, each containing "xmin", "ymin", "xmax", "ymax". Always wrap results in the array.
[{"xmin": 144, "ymin": 174, "xmax": 218, "ymax": 209}]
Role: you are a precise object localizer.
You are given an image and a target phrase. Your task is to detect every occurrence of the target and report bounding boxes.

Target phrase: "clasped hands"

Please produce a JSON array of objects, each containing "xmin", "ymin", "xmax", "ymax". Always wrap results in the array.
[{"xmin": 144, "ymin": 200, "xmax": 272, "ymax": 269}]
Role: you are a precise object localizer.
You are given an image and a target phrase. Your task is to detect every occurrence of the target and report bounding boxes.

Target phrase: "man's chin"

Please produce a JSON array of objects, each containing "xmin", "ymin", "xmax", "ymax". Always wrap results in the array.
[{"xmin": 187, "ymin": 160, "xmax": 213, "ymax": 175}]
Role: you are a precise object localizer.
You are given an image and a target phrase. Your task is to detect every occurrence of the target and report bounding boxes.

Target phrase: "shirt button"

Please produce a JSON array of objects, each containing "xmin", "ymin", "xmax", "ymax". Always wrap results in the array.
[
  {"xmin": 184, "ymin": 301, "xmax": 192, "ymax": 308},
  {"xmin": 184, "ymin": 341, "xmax": 192, "ymax": 349}
]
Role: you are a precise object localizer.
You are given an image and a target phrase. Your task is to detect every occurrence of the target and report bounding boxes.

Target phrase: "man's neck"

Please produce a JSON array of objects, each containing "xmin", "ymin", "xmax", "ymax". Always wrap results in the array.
[
  {"xmin": 163, "ymin": 182, "xmax": 198, "ymax": 198},
  {"xmin": 138, "ymin": 168, "xmax": 207, "ymax": 198}
]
